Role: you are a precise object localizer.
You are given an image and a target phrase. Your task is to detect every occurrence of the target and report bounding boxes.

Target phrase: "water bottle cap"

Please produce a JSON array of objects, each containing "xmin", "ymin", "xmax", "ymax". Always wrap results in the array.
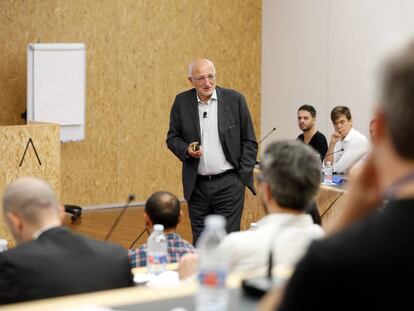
[
  {"xmin": 153, "ymin": 224, "xmax": 164, "ymax": 232},
  {"xmin": 204, "ymin": 214, "xmax": 226, "ymax": 229}
]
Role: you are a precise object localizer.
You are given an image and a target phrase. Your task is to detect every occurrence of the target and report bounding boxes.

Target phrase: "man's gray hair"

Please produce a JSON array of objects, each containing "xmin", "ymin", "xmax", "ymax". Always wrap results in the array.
[
  {"xmin": 188, "ymin": 58, "xmax": 215, "ymax": 77},
  {"xmin": 261, "ymin": 140, "xmax": 321, "ymax": 210},
  {"xmin": 380, "ymin": 39, "xmax": 414, "ymax": 158},
  {"xmin": 3, "ymin": 177, "xmax": 59, "ymax": 225}
]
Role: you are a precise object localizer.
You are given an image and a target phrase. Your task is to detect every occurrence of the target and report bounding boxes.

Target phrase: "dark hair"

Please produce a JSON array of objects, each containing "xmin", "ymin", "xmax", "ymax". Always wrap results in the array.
[
  {"xmin": 260, "ymin": 140, "xmax": 321, "ymax": 211},
  {"xmin": 381, "ymin": 40, "xmax": 414, "ymax": 158},
  {"xmin": 298, "ymin": 105, "xmax": 317, "ymax": 118},
  {"xmin": 144, "ymin": 191, "xmax": 180, "ymax": 230},
  {"xmin": 330, "ymin": 106, "xmax": 352, "ymax": 122}
]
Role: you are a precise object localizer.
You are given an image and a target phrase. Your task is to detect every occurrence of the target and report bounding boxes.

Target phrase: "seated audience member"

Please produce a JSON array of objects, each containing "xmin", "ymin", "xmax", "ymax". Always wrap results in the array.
[
  {"xmin": 297, "ymin": 104, "xmax": 328, "ymax": 160},
  {"xmin": 219, "ymin": 140, "xmax": 325, "ymax": 273},
  {"xmin": 0, "ymin": 177, "xmax": 133, "ymax": 305},
  {"xmin": 324, "ymin": 106, "xmax": 370, "ymax": 173},
  {"xmin": 259, "ymin": 38, "xmax": 414, "ymax": 311},
  {"xmin": 128, "ymin": 191, "xmax": 196, "ymax": 268}
]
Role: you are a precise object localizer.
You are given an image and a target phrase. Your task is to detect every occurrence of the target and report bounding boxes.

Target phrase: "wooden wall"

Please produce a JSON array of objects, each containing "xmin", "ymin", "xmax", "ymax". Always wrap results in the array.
[{"xmin": 0, "ymin": 1, "xmax": 261, "ymax": 206}]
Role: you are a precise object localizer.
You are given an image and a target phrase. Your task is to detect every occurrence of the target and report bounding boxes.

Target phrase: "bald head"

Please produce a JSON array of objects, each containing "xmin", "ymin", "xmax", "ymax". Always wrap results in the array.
[
  {"xmin": 145, "ymin": 191, "xmax": 181, "ymax": 230},
  {"xmin": 3, "ymin": 177, "xmax": 60, "ymax": 226},
  {"xmin": 188, "ymin": 58, "xmax": 215, "ymax": 77}
]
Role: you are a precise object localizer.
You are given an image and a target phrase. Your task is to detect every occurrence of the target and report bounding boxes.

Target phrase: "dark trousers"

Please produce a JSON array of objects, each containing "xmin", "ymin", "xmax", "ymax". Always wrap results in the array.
[{"xmin": 188, "ymin": 171, "xmax": 245, "ymax": 246}]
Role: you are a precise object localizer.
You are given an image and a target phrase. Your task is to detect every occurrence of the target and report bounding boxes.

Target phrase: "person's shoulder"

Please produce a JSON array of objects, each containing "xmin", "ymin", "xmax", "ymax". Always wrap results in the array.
[
  {"xmin": 315, "ymin": 131, "xmax": 327, "ymax": 140},
  {"xmin": 180, "ymin": 239, "xmax": 196, "ymax": 252},
  {"xmin": 75, "ymin": 233, "xmax": 128, "ymax": 256},
  {"xmin": 221, "ymin": 228, "xmax": 258, "ymax": 248},
  {"xmin": 2, "ymin": 238, "xmax": 42, "ymax": 258},
  {"xmin": 175, "ymin": 88, "xmax": 196, "ymax": 100},
  {"xmin": 217, "ymin": 86, "xmax": 245, "ymax": 99},
  {"xmin": 179, "ymin": 237, "xmax": 195, "ymax": 249},
  {"xmin": 307, "ymin": 213, "xmax": 384, "ymax": 264},
  {"xmin": 309, "ymin": 223, "xmax": 326, "ymax": 238},
  {"xmin": 350, "ymin": 128, "xmax": 369, "ymax": 141}
]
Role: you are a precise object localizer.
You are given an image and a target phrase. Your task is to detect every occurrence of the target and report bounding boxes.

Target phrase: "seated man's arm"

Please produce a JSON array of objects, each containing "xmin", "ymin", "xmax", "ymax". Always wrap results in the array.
[{"xmin": 333, "ymin": 138, "xmax": 370, "ymax": 173}]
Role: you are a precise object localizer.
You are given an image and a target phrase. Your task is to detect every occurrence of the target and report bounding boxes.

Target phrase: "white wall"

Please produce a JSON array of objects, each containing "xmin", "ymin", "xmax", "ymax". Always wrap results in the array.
[{"xmin": 262, "ymin": 0, "xmax": 413, "ymax": 154}]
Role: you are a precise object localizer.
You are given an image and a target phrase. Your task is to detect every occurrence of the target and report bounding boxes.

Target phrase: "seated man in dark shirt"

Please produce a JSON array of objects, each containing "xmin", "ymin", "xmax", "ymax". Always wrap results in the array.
[
  {"xmin": 296, "ymin": 104, "xmax": 328, "ymax": 160},
  {"xmin": 0, "ymin": 177, "xmax": 133, "ymax": 305}
]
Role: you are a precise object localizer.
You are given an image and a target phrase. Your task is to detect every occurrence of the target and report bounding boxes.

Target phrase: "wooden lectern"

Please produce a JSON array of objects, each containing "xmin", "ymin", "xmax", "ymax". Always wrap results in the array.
[{"xmin": 0, "ymin": 123, "xmax": 61, "ymax": 247}]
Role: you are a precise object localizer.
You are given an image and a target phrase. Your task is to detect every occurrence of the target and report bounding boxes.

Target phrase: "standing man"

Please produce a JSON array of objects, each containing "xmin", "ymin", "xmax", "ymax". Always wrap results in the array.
[
  {"xmin": 324, "ymin": 106, "xmax": 370, "ymax": 173},
  {"xmin": 166, "ymin": 58, "xmax": 258, "ymax": 245},
  {"xmin": 296, "ymin": 105, "xmax": 328, "ymax": 160}
]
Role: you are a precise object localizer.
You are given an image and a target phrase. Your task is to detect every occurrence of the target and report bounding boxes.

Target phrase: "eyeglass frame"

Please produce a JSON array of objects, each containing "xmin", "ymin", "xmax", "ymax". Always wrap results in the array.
[{"xmin": 191, "ymin": 74, "xmax": 216, "ymax": 84}]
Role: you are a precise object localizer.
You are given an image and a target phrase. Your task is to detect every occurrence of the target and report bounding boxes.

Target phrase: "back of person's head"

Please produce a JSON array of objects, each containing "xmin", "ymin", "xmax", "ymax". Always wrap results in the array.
[
  {"xmin": 331, "ymin": 106, "xmax": 352, "ymax": 122},
  {"xmin": 298, "ymin": 105, "xmax": 317, "ymax": 118},
  {"xmin": 144, "ymin": 191, "xmax": 180, "ymax": 230},
  {"xmin": 3, "ymin": 177, "xmax": 60, "ymax": 227},
  {"xmin": 380, "ymin": 40, "xmax": 414, "ymax": 159},
  {"xmin": 260, "ymin": 140, "xmax": 321, "ymax": 211}
]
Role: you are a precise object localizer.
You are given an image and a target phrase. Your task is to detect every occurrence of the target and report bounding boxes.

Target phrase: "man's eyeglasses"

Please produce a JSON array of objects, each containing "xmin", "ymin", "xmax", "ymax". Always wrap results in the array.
[{"xmin": 192, "ymin": 74, "xmax": 216, "ymax": 84}]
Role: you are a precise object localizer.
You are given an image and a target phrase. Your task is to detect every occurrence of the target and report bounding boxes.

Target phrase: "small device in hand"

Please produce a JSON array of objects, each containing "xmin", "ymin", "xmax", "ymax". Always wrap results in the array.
[{"xmin": 190, "ymin": 142, "xmax": 200, "ymax": 152}]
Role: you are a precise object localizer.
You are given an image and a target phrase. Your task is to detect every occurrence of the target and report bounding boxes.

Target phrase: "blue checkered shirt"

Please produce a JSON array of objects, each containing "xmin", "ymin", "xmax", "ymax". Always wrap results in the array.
[{"xmin": 128, "ymin": 233, "xmax": 196, "ymax": 268}]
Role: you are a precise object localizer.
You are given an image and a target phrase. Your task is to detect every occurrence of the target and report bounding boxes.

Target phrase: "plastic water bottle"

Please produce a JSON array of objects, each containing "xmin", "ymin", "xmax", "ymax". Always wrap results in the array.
[
  {"xmin": 0, "ymin": 239, "xmax": 8, "ymax": 252},
  {"xmin": 146, "ymin": 224, "xmax": 168, "ymax": 275},
  {"xmin": 196, "ymin": 215, "xmax": 229, "ymax": 311},
  {"xmin": 249, "ymin": 222, "xmax": 258, "ymax": 231},
  {"xmin": 323, "ymin": 161, "xmax": 333, "ymax": 184}
]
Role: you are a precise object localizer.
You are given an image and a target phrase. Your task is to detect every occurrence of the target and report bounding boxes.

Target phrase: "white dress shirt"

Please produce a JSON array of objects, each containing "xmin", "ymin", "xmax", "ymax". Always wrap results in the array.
[
  {"xmin": 197, "ymin": 89, "xmax": 234, "ymax": 175},
  {"xmin": 220, "ymin": 213, "xmax": 325, "ymax": 273},
  {"xmin": 332, "ymin": 128, "xmax": 370, "ymax": 174}
]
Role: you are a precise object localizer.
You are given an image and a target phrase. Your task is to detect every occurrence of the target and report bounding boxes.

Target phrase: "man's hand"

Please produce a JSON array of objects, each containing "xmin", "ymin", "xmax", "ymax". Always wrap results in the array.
[
  {"xmin": 187, "ymin": 142, "xmax": 203, "ymax": 158},
  {"xmin": 330, "ymin": 131, "xmax": 342, "ymax": 145},
  {"xmin": 178, "ymin": 253, "xmax": 199, "ymax": 280}
]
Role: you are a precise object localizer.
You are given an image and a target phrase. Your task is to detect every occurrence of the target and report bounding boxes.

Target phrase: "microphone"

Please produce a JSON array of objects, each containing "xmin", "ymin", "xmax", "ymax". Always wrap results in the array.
[
  {"xmin": 104, "ymin": 194, "xmax": 135, "ymax": 242},
  {"xmin": 129, "ymin": 228, "xmax": 149, "ymax": 249},
  {"xmin": 203, "ymin": 111, "xmax": 207, "ymax": 119},
  {"xmin": 322, "ymin": 148, "xmax": 344, "ymax": 162},
  {"xmin": 255, "ymin": 127, "xmax": 277, "ymax": 165},
  {"xmin": 258, "ymin": 127, "xmax": 276, "ymax": 145}
]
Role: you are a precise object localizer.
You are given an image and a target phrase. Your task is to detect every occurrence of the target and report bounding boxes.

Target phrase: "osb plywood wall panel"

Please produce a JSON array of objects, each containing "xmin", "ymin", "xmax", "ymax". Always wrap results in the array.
[
  {"xmin": 0, "ymin": 0, "xmax": 261, "ymax": 207},
  {"xmin": 0, "ymin": 123, "xmax": 61, "ymax": 246}
]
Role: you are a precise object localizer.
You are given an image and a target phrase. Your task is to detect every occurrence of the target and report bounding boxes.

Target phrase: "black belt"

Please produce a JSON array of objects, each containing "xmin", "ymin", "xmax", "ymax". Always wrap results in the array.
[{"xmin": 197, "ymin": 169, "xmax": 237, "ymax": 180}]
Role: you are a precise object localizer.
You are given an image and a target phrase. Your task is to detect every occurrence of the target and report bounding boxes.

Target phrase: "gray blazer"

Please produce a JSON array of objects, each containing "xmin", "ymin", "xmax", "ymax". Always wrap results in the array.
[{"xmin": 166, "ymin": 86, "xmax": 258, "ymax": 201}]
